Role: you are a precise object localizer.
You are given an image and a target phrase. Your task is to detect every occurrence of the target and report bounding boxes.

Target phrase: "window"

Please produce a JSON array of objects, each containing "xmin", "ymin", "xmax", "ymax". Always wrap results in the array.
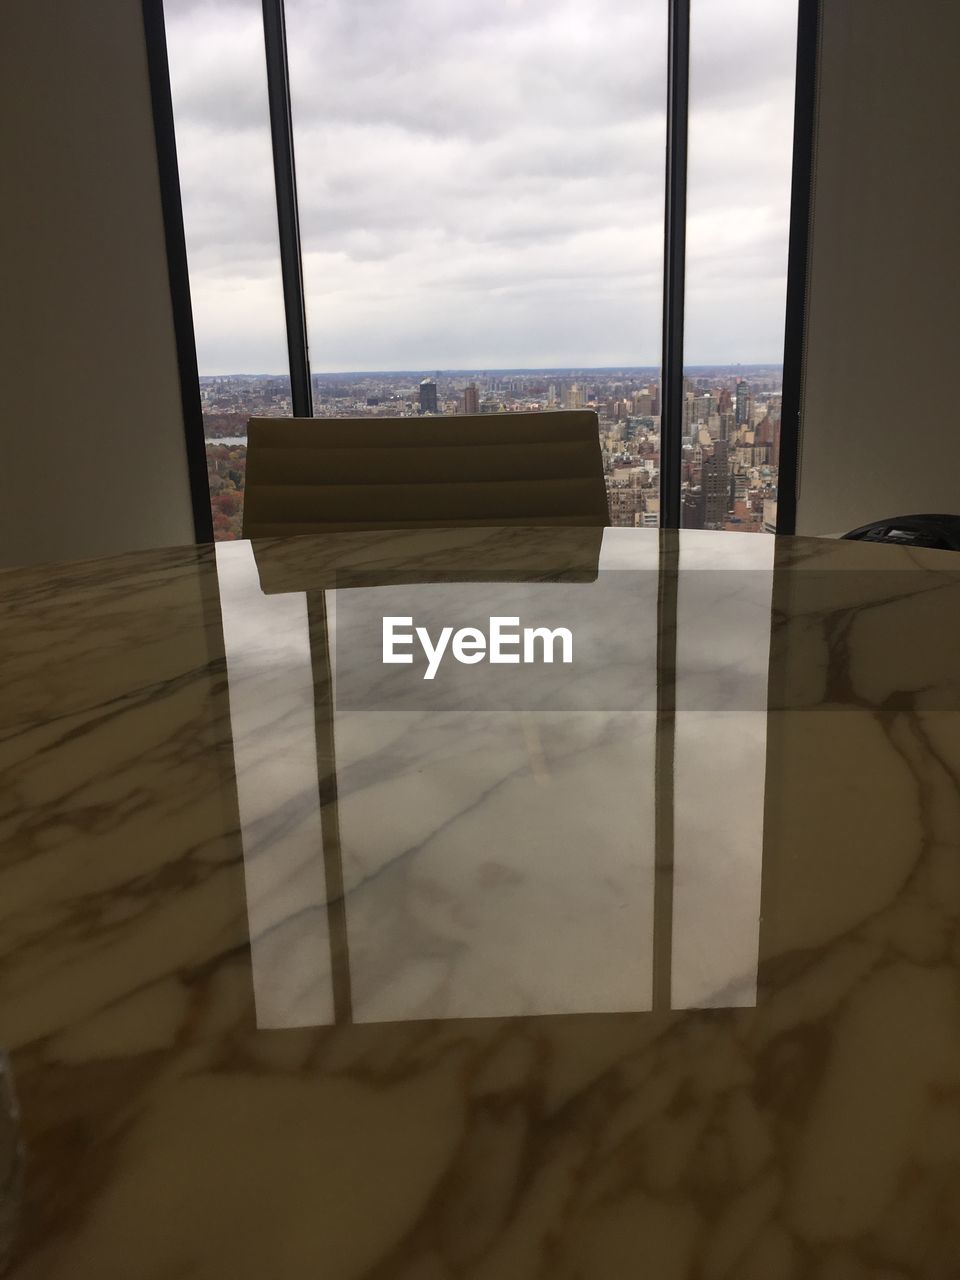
[
  {"xmin": 681, "ymin": 0, "xmax": 799, "ymax": 532},
  {"xmin": 161, "ymin": 0, "xmax": 805, "ymax": 538},
  {"xmin": 165, "ymin": 0, "xmax": 291, "ymax": 539}
]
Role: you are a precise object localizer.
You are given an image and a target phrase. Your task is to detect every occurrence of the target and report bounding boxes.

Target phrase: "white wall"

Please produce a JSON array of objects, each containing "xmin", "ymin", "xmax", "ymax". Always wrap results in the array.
[
  {"xmin": 0, "ymin": 0, "xmax": 196, "ymax": 569},
  {"xmin": 796, "ymin": 0, "xmax": 960, "ymax": 535}
]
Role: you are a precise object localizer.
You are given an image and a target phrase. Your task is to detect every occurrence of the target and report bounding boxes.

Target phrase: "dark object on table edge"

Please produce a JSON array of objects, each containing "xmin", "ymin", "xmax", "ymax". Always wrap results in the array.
[{"xmin": 843, "ymin": 513, "xmax": 960, "ymax": 552}]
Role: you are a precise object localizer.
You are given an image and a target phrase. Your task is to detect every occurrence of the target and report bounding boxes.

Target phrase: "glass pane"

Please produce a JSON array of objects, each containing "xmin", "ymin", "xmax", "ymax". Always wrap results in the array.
[
  {"xmin": 682, "ymin": 0, "xmax": 798, "ymax": 533},
  {"xmin": 165, "ymin": 0, "xmax": 290, "ymax": 538},
  {"xmin": 285, "ymin": 0, "xmax": 667, "ymax": 527}
]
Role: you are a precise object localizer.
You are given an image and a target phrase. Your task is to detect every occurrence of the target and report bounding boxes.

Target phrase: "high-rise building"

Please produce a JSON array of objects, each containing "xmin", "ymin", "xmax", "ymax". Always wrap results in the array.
[
  {"xmin": 640, "ymin": 492, "xmax": 660, "ymax": 528},
  {"xmin": 462, "ymin": 384, "xmax": 479, "ymax": 415},
  {"xmin": 419, "ymin": 378, "xmax": 438, "ymax": 414},
  {"xmin": 735, "ymin": 380, "xmax": 752, "ymax": 427},
  {"xmin": 682, "ymin": 488, "xmax": 705, "ymax": 529},
  {"xmin": 694, "ymin": 393, "xmax": 713, "ymax": 423},
  {"xmin": 607, "ymin": 483, "xmax": 642, "ymax": 526},
  {"xmin": 702, "ymin": 441, "xmax": 729, "ymax": 528},
  {"xmin": 634, "ymin": 392, "xmax": 654, "ymax": 416},
  {"xmin": 683, "ymin": 391, "xmax": 695, "ymax": 433}
]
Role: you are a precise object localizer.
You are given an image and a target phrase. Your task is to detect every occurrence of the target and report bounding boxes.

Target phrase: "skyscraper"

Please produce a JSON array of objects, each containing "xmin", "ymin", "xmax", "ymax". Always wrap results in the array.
[
  {"xmin": 755, "ymin": 415, "xmax": 774, "ymax": 447},
  {"xmin": 735, "ymin": 380, "xmax": 752, "ymax": 427},
  {"xmin": 682, "ymin": 488, "xmax": 705, "ymax": 529},
  {"xmin": 419, "ymin": 378, "xmax": 438, "ymax": 414},
  {"xmin": 634, "ymin": 392, "xmax": 654, "ymax": 416},
  {"xmin": 702, "ymin": 441, "xmax": 729, "ymax": 528},
  {"xmin": 463, "ymin": 384, "xmax": 479, "ymax": 414}
]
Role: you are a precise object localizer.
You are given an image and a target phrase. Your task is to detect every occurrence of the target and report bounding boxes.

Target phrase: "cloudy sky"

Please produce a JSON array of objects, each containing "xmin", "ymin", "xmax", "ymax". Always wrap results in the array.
[{"xmin": 165, "ymin": 0, "xmax": 797, "ymax": 374}]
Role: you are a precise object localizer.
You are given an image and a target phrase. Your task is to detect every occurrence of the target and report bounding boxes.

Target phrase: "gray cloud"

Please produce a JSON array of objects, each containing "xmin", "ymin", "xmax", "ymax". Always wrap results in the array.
[{"xmin": 165, "ymin": 0, "xmax": 798, "ymax": 372}]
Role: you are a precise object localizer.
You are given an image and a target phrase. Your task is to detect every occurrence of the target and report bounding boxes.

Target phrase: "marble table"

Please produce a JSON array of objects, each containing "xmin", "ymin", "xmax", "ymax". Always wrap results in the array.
[{"xmin": 2, "ymin": 526, "xmax": 960, "ymax": 1279}]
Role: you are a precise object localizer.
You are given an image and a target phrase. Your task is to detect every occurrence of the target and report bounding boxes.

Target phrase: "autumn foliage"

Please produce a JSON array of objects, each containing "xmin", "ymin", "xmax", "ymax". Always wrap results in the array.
[{"xmin": 206, "ymin": 443, "xmax": 246, "ymax": 540}]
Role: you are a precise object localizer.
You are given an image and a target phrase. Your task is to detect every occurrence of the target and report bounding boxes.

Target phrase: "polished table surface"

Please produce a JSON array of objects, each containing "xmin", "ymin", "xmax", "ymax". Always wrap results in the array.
[{"xmin": 2, "ymin": 526, "xmax": 960, "ymax": 1279}]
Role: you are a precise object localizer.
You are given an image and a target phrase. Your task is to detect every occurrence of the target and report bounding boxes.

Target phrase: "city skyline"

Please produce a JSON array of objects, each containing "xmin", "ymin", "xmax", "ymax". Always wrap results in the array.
[{"xmin": 203, "ymin": 363, "xmax": 783, "ymax": 539}]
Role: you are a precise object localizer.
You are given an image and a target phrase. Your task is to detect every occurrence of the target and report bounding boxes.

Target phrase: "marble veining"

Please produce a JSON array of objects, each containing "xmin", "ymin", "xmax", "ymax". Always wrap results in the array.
[{"xmin": 1, "ymin": 527, "xmax": 960, "ymax": 1278}]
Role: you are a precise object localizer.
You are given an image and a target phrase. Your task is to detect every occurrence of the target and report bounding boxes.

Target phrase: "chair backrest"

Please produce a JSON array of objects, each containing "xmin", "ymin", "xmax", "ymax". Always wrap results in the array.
[{"xmin": 240, "ymin": 411, "xmax": 610, "ymax": 538}]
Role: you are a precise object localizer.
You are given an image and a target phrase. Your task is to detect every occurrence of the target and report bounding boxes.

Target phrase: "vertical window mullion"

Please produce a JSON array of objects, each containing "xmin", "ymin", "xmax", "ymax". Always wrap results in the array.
[
  {"xmin": 776, "ymin": 0, "xmax": 821, "ymax": 536},
  {"xmin": 659, "ymin": 0, "xmax": 691, "ymax": 530},
  {"xmin": 262, "ymin": 0, "xmax": 313, "ymax": 418},
  {"xmin": 142, "ymin": 0, "xmax": 214, "ymax": 543}
]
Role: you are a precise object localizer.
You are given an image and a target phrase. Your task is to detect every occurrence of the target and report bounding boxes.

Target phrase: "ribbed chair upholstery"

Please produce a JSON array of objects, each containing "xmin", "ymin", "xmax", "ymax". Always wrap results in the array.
[{"xmin": 240, "ymin": 411, "xmax": 609, "ymax": 538}]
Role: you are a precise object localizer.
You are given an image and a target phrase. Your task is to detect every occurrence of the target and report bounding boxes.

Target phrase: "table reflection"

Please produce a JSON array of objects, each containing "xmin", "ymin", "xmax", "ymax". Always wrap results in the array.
[{"xmin": 215, "ymin": 528, "xmax": 774, "ymax": 1027}]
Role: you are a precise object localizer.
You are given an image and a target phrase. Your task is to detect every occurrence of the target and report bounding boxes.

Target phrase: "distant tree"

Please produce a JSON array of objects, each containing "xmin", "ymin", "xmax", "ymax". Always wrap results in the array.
[{"xmin": 206, "ymin": 443, "xmax": 246, "ymax": 540}]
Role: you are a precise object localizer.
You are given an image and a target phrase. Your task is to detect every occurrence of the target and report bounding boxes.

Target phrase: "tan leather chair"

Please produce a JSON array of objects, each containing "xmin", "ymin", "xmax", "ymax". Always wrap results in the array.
[{"xmin": 240, "ymin": 411, "xmax": 609, "ymax": 538}]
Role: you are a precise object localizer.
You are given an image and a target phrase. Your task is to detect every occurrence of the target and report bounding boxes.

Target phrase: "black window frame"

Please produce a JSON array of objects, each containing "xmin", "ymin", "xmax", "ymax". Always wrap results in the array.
[{"xmin": 144, "ymin": 0, "xmax": 819, "ymax": 540}]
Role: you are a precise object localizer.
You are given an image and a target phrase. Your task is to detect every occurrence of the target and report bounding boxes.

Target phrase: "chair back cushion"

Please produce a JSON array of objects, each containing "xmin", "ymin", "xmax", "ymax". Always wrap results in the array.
[{"xmin": 241, "ymin": 411, "xmax": 609, "ymax": 537}]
